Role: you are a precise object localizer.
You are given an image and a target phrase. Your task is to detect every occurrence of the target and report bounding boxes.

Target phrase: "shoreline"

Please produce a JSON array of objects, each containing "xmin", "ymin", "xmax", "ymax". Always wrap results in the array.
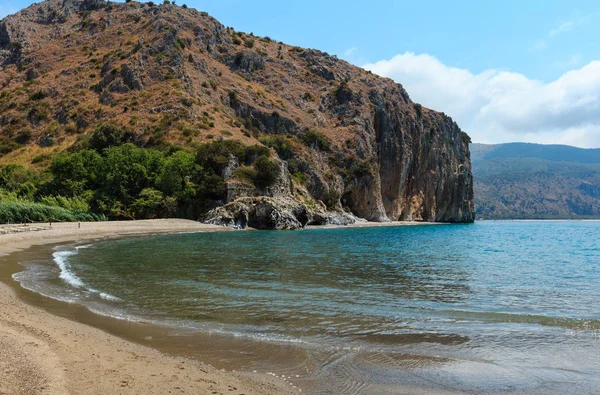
[
  {"xmin": 0, "ymin": 218, "xmax": 456, "ymax": 395},
  {"xmin": 0, "ymin": 219, "xmax": 301, "ymax": 395},
  {"xmin": 1, "ymin": 219, "xmax": 584, "ymax": 394}
]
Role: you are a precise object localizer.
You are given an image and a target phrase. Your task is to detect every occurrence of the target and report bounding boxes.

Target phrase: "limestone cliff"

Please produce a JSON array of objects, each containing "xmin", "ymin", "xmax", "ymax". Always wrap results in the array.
[{"xmin": 0, "ymin": 0, "xmax": 475, "ymax": 227}]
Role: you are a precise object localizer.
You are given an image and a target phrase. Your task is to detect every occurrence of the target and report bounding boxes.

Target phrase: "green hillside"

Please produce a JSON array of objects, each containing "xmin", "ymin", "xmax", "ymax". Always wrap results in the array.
[{"xmin": 471, "ymin": 143, "xmax": 600, "ymax": 219}]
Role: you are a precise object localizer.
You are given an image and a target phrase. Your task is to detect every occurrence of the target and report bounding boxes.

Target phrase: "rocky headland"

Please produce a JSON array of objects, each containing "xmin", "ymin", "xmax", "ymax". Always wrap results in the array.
[{"xmin": 0, "ymin": 0, "xmax": 474, "ymax": 229}]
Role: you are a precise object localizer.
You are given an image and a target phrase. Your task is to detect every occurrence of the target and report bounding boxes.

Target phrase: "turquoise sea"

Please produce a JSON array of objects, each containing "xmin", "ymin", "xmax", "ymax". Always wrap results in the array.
[{"xmin": 12, "ymin": 221, "xmax": 600, "ymax": 394}]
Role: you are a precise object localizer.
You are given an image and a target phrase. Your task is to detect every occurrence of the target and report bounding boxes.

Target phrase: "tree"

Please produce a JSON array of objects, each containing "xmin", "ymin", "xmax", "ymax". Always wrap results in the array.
[
  {"xmin": 130, "ymin": 188, "xmax": 176, "ymax": 219},
  {"xmin": 100, "ymin": 144, "xmax": 165, "ymax": 206},
  {"xmin": 89, "ymin": 123, "xmax": 127, "ymax": 152},
  {"xmin": 45, "ymin": 150, "xmax": 103, "ymax": 198},
  {"xmin": 196, "ymin": 140, "xmax": 246, "ymax": 175},
  {"xmin": 254, "ymin": 155, "xmax": 279, "ymax": 189},
  {"xmin": 157, "ymin": 150, "xmax": 198, "ymax": 198}
]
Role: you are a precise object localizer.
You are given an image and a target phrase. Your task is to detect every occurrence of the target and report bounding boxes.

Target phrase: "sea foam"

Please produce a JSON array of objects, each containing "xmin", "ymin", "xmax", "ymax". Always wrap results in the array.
[
  {"xmin": 53, "ymin": 250, "xmax": 86, "ymax": 288},
  {"xmin": 53, "ymin": 247, "xmax": 123, "ymax": 303}
]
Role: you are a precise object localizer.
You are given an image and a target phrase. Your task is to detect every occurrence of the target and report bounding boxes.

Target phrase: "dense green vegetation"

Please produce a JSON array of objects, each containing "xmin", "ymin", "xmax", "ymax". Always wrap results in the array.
[
  {"xmin": 471, "ymin": 143, "xmax": 600, "ymax": 219},
  {"xmin": 0, "ymin": 201, "xmax": 103, "ymax": 223},
  {"xmin": 0, "ymin": 124, "xmax": 281, "ymax": 223}
]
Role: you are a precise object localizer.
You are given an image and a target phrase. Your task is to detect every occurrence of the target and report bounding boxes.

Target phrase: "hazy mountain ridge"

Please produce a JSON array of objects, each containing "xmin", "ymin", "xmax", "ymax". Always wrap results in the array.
[{"xmin": 472, "ymin": 143, "xmax": 600, "ymax": 219}]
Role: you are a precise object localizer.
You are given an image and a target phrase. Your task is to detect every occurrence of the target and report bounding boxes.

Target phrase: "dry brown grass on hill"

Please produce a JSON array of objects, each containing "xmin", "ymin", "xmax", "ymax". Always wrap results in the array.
[{"xmin": 0, "ymin": 0, "xmax": 475, "ymax": 224}]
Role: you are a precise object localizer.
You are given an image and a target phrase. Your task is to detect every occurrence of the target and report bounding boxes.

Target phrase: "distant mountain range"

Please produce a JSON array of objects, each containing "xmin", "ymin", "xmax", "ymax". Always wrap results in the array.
[{"xmin": 471, "ymin": 143, "xmax": 600, "ymax": 219}]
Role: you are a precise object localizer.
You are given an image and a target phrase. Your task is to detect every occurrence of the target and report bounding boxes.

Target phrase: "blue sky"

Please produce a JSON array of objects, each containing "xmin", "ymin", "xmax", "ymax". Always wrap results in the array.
[{"xmin": 2, "ymin": 0, "xmax": 600, "ymax": 147}]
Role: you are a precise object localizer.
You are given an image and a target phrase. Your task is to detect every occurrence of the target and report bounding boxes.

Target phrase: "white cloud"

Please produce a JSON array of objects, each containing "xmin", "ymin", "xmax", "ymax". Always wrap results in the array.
[
  {"xmin": 548, "ymin": 14, "xmax": 592, "ymax": 38},
  {"xmin": 533, "ymin": 15, "xmax": 592, "ymax": 51},
  {"xmin": 363, "ymin": 53, "xmax": 600, "ymax": 148},
  {"xmin": 549, "ymin": 20, "xmax": 575, "ymax": 37},
  {"xmin": 343, "ymin": 47, "xmax": 358, "ymax": 57},
  {"xmin": 530, "ymin": 40, "xmax": 547, "ymax": 51}
]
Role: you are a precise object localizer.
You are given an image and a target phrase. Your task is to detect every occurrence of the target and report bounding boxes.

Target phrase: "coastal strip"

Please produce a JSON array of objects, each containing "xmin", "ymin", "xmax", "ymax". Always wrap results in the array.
[
  {"xmin": 0, "ymin": 219, "xmax": 297, "ymax": 395},
  {"xmin": 0, "ymin": 218, "xmax": 444, "ymax": 394}
]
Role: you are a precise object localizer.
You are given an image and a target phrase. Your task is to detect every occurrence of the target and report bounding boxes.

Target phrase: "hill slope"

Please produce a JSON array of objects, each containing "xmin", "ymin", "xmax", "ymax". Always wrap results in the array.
[
  {"xmin": 0, "ymin": 0, "xmax": 474, "ymax": 228},
  {"xmin": 472, "ymin": 143, "xmax": 600, "ymax": 219}
]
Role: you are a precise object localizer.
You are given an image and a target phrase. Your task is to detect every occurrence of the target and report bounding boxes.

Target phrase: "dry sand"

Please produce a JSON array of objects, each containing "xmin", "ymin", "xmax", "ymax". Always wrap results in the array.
[{"xmin": 0, "ymin": 219, "xmax": 297, "ymax": 395}]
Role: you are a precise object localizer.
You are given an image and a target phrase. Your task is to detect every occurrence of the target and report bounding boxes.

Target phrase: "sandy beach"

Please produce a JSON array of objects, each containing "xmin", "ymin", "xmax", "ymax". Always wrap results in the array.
[
  {"xmin": 0, "ymin": 218, "xmax": 449, "ymax": 395},
  {"xmin": 0, "ymin": 219, "xmax": 299, "ymax": 395}
]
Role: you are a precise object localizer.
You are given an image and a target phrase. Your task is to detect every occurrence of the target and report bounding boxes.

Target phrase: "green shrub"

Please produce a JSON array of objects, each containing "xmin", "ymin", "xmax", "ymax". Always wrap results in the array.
[
  {"xmin": 180, "ymin": 97, "xmax": 194, "ymax": 107},
  {"xmin": 244, "ymin": 145, "xmax": 270, "ymax": 164},
  {"xmin": 300, "ymin": 129, "xmax": 330, "ymax": 151},
  {"xmin": 196, "ymin": 139, "xmax": 246, "ymax": 174},
  {"xmin": 228, "ymin": 90, "xmax": 238, "ymax": 106},
  {"xmin": 15, "ymin": 130, "xmax": 32, "ymax": 145},
  {"xmin": 27, "ymin": 104, "xmax": 49, "ymax": 123},
  {"xmin": 31, "ymin": 155, "xmax": 50, "ymax": 164},
  {"xmin": 44, "ymin": 149, "xmax": 103, "ymax": 197},
  {"xmin": 89, "ymin": 123, "xmax": 127, "ymax": 151},
  {"xmin": 232, "ymin": 165, "xmax": 256, "ymax": 185},
  {"xmin": 0, "ymin": 189, "xmax": 19, "ymax": 203},
  {"xmin": 292, "ymin": 171, "xmax": 306, "ymax": 184},
  {"xmin": 320, "ymin": 188, "xmax": 340, "ymax": 210},
  {"xmin": 259, "ymin": 135, "xmax": 295, "ymax": 160},
  {"xmin": 253, "ymin": 155, "xmax": 279, "ymax": 188},
  {"xmin": 0, "ymin": 201, "xmax": 103, "ymax": 223},
  {"xmin": 333, "ymin": 82, "xmax": 353, "ymax": 104},
  {"xmin": 29, "ymin": 90, "xmax": 48, "ymax": 101},
  {"xmin": 0, "ymin": 165, "xmax": 40, "ymax": 199},
  {"xmin": 0, "ymin": 136, "xmax": 19, "ymax": 156},
  {"xmin": 352, "ymin": 160, "xmax": 371, "ymax": 177},
  {"xmin": 39, "ymin": 195, "xmax": 91, "ymax": 211},
  {"xmin": 182, "ymin": 128, "xmax": 200, "ymax": 137},
  {"xmin": 414, "ymin": 103, "xmax": 423, "ymax": 118},
  {"xmin": 130, "ymin": 188, "xmax": 177, "ymax": 219}
]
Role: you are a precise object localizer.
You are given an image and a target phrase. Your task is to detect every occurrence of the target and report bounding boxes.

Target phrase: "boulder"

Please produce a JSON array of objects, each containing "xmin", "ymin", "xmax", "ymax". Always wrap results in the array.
[{"xmin": 203, "ymin": 196, "xmax": 329, "ymax": 230}]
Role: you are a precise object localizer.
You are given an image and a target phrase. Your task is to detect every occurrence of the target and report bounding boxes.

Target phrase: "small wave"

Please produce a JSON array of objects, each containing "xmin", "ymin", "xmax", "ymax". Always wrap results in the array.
[
  {"xmin": 438, "ymin": 309, "xmax": 600, "ymax": 331},
  {"xmin": 86, "ymin": 305, "xmax": 145, "ymax": 322},
  {"xmin": 98, "ymin": 292, "xmax": 123, "ymax": 302},
  {"xmin": 53, "ymin": 250, "xmax": 86, "ymax": 288},
  {"xmin": 205, "ymin": 327, "xmax": 310, "ymax": 345},
  {"xmin": 12, "ymin": 271, "xmax": 79, "ymax": 304},
  {"xmin": 52, "ymin": 247, "xmax": 123, "ymax": 303}
]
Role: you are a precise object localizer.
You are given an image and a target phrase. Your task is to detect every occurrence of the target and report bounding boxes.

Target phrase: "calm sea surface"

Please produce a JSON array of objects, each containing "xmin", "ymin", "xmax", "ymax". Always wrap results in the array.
[{"xmin": 12, "ymin": 221, "xmax": 600, "ymax": 394}]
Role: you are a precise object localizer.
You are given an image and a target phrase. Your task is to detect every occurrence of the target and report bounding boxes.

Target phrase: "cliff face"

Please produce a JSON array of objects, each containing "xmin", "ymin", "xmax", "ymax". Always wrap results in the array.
[
  {"xmin": 346, "ymin": 88, "xmax": 474, "ymax": 222},
  {"xmin": 0, "ymin": 0, "xmax": 475, "ymax": 226}
]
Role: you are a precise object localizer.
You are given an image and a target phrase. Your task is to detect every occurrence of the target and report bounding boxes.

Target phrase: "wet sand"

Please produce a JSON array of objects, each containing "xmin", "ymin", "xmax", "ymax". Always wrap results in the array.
[{"xmin": 0, "ymin": 219, "xmax": 298, "ymax": 395}]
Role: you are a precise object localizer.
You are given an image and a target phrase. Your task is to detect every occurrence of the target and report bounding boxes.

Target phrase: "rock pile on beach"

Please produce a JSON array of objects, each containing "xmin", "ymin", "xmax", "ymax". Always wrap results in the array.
[{"xmin": 0, "ymin": 225, "xmax": 51, "ymax": 235}]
